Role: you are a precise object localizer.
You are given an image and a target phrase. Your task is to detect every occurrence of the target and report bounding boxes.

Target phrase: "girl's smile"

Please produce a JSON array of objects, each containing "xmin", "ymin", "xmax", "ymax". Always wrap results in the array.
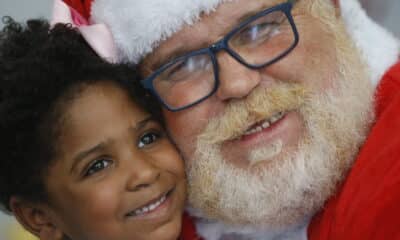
[{"xmin": 126, "ymin": 187, "xmax": 176, "ymax": 221}]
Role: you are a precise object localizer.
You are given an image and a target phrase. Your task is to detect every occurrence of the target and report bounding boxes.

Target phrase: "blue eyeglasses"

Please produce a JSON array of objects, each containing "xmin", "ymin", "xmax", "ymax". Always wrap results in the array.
[{"xmin": 141, "ymin": 0, "xmax": 299, "ymax": 112}]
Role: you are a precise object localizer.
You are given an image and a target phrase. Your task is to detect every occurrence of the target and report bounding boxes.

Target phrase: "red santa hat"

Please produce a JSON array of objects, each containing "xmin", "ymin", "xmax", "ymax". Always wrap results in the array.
[{"xmin": 60, "ymin": 0, "xmax": 399, "ymax": 86}]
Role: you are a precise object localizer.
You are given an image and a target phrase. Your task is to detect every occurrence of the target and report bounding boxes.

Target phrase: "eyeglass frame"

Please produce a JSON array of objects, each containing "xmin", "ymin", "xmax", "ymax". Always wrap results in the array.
[{"xmin": 141, "ymin": 0, "xmax": 299, "ymax": 112}]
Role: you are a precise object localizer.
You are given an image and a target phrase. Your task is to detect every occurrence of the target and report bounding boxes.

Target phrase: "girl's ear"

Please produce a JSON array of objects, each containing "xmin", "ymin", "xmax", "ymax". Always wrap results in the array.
[{"xmin": 9, "ymin": 196, "xmax": 65, "ymax": 240}]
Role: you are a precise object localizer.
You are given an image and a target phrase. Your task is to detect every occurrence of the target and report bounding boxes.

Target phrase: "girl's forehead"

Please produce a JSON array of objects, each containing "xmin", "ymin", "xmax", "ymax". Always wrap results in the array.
[{"xmin": 55, "ymin": 82, "xmax": 146, "ymax": 159}]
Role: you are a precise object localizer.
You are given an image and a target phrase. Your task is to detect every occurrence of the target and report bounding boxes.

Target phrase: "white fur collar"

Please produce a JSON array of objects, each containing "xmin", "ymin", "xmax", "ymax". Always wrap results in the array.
[{"xmin": 194, "ymin": 217, "xmax": 309, "ymax": 240}]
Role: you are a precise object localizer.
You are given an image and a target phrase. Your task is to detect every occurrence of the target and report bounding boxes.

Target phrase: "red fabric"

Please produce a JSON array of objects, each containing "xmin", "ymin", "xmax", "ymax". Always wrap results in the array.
[
  {"xmin": 62, "ymin": 0, "xmax": 92, "ymax": 20},
  {"xmin": 180, "ymin": 212, "xmax": 203, "ymax": 240},
  {"xmin": 308, "ymin": 61, "xmax": 400, "ymax": 240}
]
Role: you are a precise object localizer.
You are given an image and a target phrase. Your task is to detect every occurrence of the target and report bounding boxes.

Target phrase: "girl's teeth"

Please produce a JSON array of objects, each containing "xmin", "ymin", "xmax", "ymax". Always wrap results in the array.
[
  {"xmin": 130, "ymin": 195, "xmax": 167, "ymax": 217},
  {"xmin": 149, "ymin": 203, "xmax": 156, "ymax": 211}
]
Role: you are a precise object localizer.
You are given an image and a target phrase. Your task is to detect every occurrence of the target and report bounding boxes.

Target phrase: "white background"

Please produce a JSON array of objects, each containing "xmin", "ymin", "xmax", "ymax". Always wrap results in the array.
[{"xmin": 0, "ymin": 0, "xmax": 399, "ymax": 239}]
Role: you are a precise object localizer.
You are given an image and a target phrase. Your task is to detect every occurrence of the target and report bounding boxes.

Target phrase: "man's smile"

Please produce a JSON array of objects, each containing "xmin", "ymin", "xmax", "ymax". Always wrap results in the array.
[
  {"xmin": 241, "ymin": 111, "xmax": 286, "ymax": 138},
  {"xmin": 222, "ymin": 111, "xmax": 304, "ymax": 166}
]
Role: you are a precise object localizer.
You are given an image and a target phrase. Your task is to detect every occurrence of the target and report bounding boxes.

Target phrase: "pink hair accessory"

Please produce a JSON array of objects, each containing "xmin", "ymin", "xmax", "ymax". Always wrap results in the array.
[{"xmin": 51, "ymin": 0, "xmax": 118, "ymax": 63}]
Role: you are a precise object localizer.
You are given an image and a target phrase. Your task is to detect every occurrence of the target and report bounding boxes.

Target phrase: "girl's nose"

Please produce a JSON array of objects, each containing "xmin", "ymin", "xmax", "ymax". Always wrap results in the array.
[{"xmin": 125, "ymin": 154, "xmax": 161, "ymax": 191}]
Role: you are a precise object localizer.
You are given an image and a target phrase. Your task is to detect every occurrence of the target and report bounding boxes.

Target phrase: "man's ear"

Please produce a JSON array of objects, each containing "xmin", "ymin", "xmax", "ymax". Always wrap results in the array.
[{"xmin": 9, "ymin": 196, "xmax": 64, "ymax": 240}]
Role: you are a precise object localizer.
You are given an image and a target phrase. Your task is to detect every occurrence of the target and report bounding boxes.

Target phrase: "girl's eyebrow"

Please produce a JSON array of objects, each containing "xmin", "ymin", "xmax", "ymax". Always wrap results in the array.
[
  {"xmin": 70, "ymin": 115, "xmax": 154, "ymax": 174},
  {"xmin": 70, "ymin": 141, "xmax": 110, "ymax": 174},
  {"xmin": 130, "ymin": 115, "xmax": 155, "ymax": 132}
]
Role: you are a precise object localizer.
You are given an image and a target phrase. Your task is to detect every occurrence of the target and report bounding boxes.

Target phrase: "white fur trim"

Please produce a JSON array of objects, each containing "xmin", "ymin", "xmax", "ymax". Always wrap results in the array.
[
  {"xmin": 91, "ymin": 0, "xmax": 400, "ymax": 85},
  {"xmin": 340, "ymin": 0, "xmax": 400, "ymax": 86},
  {"xmin": 91, "ymin": 0, "xmax": 233, "ymax": 63}
]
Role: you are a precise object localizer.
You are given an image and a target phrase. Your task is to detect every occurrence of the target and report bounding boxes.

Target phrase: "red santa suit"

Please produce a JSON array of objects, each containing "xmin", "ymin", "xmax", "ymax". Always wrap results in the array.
[
  {"xmin": 181, "ymin": 213, "xmax": 204, "ymax": 240},
  {"xmin": 308, "ymin": 61, "xmax": 400, "ymax": 240}
]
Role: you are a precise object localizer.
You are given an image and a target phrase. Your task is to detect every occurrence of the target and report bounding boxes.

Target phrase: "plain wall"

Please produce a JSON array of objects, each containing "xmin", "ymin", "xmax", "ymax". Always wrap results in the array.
[
  {"xmin": 361, "ymin": 0, "xmax": 400, "ymax": 37},
  {"xmin": 0, "ymin": 1, "xmax": 54, "ymax": 239},
  {"xmin": 0, "ymin": 0, "xmax": 53, "ymax": 26}
]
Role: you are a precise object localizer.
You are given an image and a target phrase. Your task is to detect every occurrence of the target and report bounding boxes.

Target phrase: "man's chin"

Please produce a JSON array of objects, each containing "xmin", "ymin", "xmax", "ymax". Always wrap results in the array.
[
  {"xmin": 247, "ymin": 140, "xmax": 283, "ymax": 167},
  {"xmin": 187, "ymin": 139, "xmax": 323, "ymax": 227}
]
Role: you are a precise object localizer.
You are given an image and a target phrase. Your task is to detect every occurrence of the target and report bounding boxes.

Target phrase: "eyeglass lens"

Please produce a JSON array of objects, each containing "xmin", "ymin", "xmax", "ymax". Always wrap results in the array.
[
  {"xmin": 229, "ymin": 10, "xmax": 295, "ymax": 66},
  {"xmin": 153, "ymin": 53, "xmax": 215, "ymax": 109}
]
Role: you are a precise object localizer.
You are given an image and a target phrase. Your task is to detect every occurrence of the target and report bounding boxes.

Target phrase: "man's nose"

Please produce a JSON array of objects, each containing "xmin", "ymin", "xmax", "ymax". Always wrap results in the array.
[
  {"xmin": 125, "ymin": 154, "xmax": 161, "ymax": 192},
  {"xmin": 215, "ymin": 52, "xmax": 261, "ymax": 101}
]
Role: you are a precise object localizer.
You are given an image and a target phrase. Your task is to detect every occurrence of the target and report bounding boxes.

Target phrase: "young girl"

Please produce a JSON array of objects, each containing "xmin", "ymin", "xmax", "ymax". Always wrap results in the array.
[{"xmin": 0, "ymin": 19, "xmax": 199, "ymax": 240}]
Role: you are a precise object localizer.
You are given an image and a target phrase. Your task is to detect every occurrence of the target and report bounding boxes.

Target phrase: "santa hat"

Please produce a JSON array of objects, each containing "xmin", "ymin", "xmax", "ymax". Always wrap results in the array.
[{"xmin": 60, "ymin": 0, "xmax": 399, "ymax": 86}]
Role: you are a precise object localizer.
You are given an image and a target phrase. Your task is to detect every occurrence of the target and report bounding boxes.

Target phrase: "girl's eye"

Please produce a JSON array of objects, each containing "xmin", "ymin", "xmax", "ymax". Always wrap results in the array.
[
  {"xmin": 138, "ymin": 131, "xmax": 161, "ymax": 148},
  {"xmin": 84, "ymin": 159, "xmax": 113, "ymax": 177}
]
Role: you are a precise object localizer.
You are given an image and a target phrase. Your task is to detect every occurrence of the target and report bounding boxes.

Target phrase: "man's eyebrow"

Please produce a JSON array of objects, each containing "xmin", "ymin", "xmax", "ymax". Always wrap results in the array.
[
  {"xmin": 237, "ymin": 0, "xmax": 296, "ymax": 24},
  {"xmin": 152, "ymin": 46, "xmax": 187, "ymax": 70},
  {"xmin": 236, "ymin": 3, "xmax": 273, "ymax": 24},
  {"xmin": 236, "ymin": 9, "xmax": 264, "ymax": 24},
  {"xmin": 69, "ymin": 116, "xmax": 154, "ymax": 174}
]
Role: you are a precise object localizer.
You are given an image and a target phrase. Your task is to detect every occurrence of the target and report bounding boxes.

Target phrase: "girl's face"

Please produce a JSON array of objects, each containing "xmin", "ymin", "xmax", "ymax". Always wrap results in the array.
[{"xmin": 44, "ymin": 81, "xmax": 186, "ymax": 240}]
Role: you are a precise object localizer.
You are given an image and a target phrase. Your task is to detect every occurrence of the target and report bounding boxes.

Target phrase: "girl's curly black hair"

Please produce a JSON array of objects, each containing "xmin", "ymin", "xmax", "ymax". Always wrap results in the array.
[{"xmin": 0, "ymin": 17, "xmax": 160, "ymax": 213}]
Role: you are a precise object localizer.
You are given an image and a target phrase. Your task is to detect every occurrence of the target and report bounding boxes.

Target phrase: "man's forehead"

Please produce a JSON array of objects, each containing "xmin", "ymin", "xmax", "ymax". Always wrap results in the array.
[{"xmin": 143, "ymin": 0, "xmax": 288, "ymax": 69}]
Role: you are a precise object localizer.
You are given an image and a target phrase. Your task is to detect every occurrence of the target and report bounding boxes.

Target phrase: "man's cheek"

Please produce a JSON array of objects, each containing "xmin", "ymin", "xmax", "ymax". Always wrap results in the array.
[{"xmin": 164, "ymin": 107, "xmax": 210, "ymax": 158}]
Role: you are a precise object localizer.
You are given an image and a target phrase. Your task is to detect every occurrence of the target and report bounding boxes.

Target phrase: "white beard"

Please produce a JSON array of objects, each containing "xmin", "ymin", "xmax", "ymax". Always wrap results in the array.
[
  {"xmin": 185, "ymin": 30, "xmax": 374, "ymax": 240},
  {"xmin": 186, "ymin": 74, "xmax": 373, "ymax": 239}
]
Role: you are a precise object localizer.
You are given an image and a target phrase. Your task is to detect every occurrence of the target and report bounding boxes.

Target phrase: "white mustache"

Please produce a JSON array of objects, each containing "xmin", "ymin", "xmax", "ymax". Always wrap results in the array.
[{"xmin": 198, "ymin": 82, "xmax": 308, "ymax": 144}]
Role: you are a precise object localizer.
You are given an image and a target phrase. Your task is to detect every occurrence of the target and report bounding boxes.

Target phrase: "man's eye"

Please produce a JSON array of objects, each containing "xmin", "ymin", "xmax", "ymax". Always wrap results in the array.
[
  {"xmin": 84, "ymin": 159, "xmax": 113, "ymax": 177},
  {"xmin": 162, "ymin": 54, "xmax": 212, "ymax": 82},
  {"xmin": 165, "ymin": 60, "xmax": 188, "ymax": 80},
  {"xmin": 236, "ymin": 22, "xmax": 278, "ymax": 45},
  {"xmin": 138, "ymin": 131, "xmax": 161, "ymax": 148}
]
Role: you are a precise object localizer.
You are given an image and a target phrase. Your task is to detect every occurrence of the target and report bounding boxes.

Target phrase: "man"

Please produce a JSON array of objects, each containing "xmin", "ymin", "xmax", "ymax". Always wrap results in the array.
[{"xmin": 62, "ymin": 0, "xmax": 400, "ymax": 239}]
